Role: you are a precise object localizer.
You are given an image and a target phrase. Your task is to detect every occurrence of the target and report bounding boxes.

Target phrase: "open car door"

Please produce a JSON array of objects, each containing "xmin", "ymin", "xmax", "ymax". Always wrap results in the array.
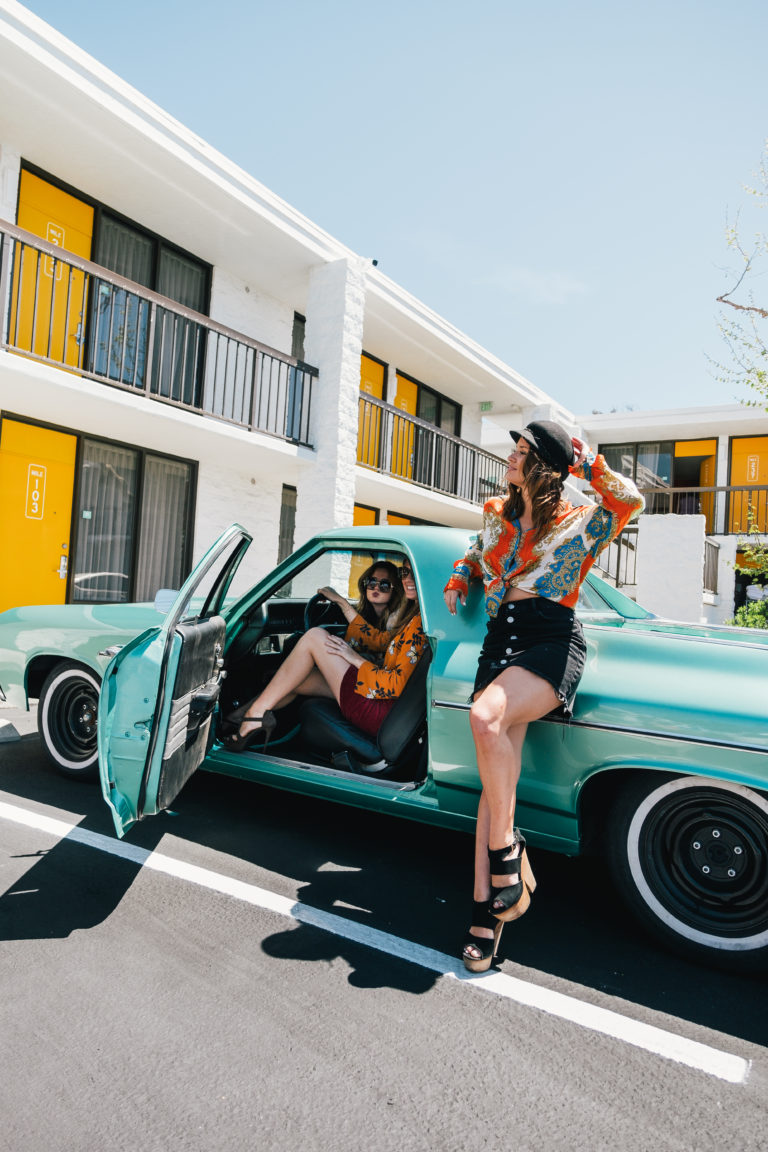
[{"xmin": 98, "ymin": 524, "xmax": 251, "ymax": 838}]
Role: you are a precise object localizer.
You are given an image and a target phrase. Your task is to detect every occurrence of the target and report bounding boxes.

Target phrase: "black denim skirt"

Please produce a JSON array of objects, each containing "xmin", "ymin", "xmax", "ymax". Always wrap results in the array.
[{"xmin": 472, "ymin": 597, "xmax": 587, "ymax": 715}]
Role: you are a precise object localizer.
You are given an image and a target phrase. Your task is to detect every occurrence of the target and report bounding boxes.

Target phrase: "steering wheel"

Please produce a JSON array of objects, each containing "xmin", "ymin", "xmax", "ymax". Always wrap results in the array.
[{"xmin": 304, "ymin": 592, "xmax": 342, "ymax": 632}]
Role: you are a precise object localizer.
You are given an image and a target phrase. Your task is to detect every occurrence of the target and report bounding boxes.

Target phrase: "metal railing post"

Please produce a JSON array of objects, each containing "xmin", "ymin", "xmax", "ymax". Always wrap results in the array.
[{"xmin": 0, "ymin": 232, "xmax": 10, "ymax": 346}]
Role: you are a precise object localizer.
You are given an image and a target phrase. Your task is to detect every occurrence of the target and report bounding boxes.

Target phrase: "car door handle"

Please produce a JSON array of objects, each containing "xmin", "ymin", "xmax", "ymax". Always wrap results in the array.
[{"xmin": 190, "ymin": 678, "xmax": 222, "ymax": 716}]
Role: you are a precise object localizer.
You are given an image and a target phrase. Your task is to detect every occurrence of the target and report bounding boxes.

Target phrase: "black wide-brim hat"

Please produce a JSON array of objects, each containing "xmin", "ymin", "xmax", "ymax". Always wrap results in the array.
[{"xmin": 509, "ymin": 420, "xmax": 574, "ymax": 480}]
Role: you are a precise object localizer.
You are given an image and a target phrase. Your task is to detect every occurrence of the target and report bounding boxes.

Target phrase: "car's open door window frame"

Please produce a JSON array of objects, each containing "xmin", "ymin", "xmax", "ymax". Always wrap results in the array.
[{"xmin": 98, "ymin": 524, "xmax": 251, "ymax": 838}]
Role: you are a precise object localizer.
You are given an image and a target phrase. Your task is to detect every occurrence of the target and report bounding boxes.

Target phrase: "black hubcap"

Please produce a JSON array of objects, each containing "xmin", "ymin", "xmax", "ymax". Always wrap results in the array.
[
  {"xmin": 52, "ymin": 680, "xmax": 99, "ymax": 762},
  {"xmin": 640, "ymin": 788, "xmax": 768, "ymax": 938}
]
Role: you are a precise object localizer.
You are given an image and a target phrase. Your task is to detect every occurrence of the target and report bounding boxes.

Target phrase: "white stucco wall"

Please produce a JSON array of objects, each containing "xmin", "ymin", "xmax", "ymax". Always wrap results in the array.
[
  {"xmin": 635, "ymin": 514, "xmax": 705, "ymax": 622},
  {"xmin": 209, "ymin": 267, "xmax": 294, "ymax": 356}
]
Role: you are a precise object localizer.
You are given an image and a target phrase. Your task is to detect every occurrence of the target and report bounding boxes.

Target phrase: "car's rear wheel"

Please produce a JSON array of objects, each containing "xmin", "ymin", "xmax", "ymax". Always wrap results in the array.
[
  {"xmin": 38, "ymin": 662, "xmax": 101, "ymax": 780},
  {"xmin": 607, "ymin": 774, "xmax": 768, "ymax": 970}
]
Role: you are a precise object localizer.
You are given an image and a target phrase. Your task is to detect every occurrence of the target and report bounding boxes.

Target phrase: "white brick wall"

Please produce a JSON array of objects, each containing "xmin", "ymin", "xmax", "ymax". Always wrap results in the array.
[
  {"xmin": 209, "ymin": 267, "xmax": 294, "ymax": 355},
  {"xmin": 294, "ymin": 257, "xmax": 367, "ymax": 544},
  {"xmin": 193, "ymin": 460, "xmax": 284, "ymax": 597}
]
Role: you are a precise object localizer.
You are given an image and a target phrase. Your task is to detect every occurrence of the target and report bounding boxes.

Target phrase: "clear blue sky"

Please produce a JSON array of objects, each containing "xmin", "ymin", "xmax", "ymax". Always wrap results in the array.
[{"xmin": 19, "ymin": 0, "xmax": 768, "ymax": 415}]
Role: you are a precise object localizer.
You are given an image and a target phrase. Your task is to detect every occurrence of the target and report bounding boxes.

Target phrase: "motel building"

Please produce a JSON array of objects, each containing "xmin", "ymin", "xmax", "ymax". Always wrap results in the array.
[
  {"xmin": 1, "ymin": 2, "xmax": 766, "ymax": 625},
  {"xmin": 0, "ymin": 0, "xmax": 576, "ymax": 616}
]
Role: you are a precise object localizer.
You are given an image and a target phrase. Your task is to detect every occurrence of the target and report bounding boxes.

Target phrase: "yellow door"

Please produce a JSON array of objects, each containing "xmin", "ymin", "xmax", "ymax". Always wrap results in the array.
[
  {"xmin": 698, "ymin": 453, "xmax": 716, "ymax": 534},
  {"xmin": 392, "ymin": 374, "xmax": 418, "ymax": 480},
  {"xmin": 357, "ymin": 354, "xmax": 385, "ymax": 467},
  {"xmin": 729, "ymin": 436, "xmax": 768, "ymax": 532},
  {"xmin": 0, "ymin": 419, "xmax": 77, "ymax": 610},
  {"xmin": 674, "ymin": 439, "xmax": 717, "ymax": 533},
  {"xmin": 11, "ymin": 171, "xmax": 94, "ymax": 367}
]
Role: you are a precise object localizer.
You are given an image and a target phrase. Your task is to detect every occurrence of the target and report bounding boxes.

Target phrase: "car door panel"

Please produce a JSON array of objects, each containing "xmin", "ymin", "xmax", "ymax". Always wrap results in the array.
[
  {"xmin": 155, "ymin": 617, "xmax": 225, "ymax": 810},
  {"xmin": 99, "ymin": 524, "xmax": 250, "ymax": 838}
]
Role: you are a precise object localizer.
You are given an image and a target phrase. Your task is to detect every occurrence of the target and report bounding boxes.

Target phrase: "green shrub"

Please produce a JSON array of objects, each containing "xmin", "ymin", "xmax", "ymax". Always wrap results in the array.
[{"xmin": 726, "ymin": 600, "xmax": 768, "ymax": 629}]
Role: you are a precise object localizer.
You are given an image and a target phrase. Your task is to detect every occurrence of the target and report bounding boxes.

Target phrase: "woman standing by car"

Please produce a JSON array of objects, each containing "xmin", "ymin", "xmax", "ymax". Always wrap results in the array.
[
  {"xmin": 444, "ymin": 421, "xmax": 644, "ymax": 971},
  {"xmin": 224, "ymin": 562, "xmax": 425, "ymax": 749}
]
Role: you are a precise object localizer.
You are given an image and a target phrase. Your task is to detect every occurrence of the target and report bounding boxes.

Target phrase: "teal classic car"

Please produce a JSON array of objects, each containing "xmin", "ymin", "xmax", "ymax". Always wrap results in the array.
[{"xmin": 1, "ymin": 523, "xmax": 767, "ymax": 970}]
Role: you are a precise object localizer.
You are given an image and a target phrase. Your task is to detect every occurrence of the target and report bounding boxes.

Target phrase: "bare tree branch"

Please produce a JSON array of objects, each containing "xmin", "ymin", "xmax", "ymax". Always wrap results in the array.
[{"xmin": 716, "ymin": 295, "xmax": 768, "ymax": 319}]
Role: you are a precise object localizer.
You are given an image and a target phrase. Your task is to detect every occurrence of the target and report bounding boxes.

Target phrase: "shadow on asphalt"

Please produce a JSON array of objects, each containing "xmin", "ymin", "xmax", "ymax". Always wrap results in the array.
[
  {"xmin": 1, "ymin": 733, "xmax": 766, "ymax": 1045},
  {"xmin": 0, "ymin": 736, "xmax": 167, "ymax": 943}
]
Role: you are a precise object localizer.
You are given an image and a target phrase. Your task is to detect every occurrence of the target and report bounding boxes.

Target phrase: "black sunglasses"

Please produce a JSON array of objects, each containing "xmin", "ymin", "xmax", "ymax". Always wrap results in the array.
[
  {"xmin": 399, "ymin": 566, "xmax": 412, "ymax": 578},
  {"xmin": 363, "ymin": 577, "xmax": 393, "ymax": 592}
]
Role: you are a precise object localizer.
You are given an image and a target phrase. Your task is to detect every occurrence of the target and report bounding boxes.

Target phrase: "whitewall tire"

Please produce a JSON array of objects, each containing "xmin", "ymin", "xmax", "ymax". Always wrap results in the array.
[
  {"xmin": 38, "ymin": 662, "xmax": 101, "ymax": 779},
  {"xmin": 608, "ymin": 774, "xmax": 768, "ymax": 970}
]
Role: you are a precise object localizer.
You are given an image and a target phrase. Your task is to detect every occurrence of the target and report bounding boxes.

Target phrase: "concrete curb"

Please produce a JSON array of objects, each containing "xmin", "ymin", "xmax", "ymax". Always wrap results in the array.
[{"xmin": 0, "ymin": 719, "xmax": 20, "ymax": 742}]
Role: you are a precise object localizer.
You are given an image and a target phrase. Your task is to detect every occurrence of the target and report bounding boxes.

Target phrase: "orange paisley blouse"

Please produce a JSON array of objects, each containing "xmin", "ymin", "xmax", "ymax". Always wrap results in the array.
[
  {"xmin": 444, "ymin": 452, "xmax": 644, "ymax": 616},
  {"xmin": 345, "ymin": 613, "xmax": 426, "ymax": 700}
]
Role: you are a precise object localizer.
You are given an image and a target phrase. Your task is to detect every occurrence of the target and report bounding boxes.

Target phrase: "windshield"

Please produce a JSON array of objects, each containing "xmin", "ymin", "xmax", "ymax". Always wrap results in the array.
[{"xmin": 580, "ymin": 571, "xmax": 654, "ymax": 619}]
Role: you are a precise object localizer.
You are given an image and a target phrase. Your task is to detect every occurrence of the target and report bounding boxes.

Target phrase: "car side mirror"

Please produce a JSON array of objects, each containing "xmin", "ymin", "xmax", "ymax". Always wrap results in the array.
[{"xmin": 153, "ymin": 589, "xmax": 179, "ymax": 614}]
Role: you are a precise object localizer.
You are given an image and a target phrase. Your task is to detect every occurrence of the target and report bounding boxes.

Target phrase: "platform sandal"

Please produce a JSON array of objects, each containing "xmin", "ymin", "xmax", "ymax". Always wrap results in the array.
[
  {"xmin": 488, "ymin": 832, "xmax": 537, "ymax": 923},
  {"xmin": 221, "ymin": 709, "xmax": 276, "ymax": 753},
  {"xmin": 461, "ymin": 900, "xmax": 505, "ymax": 973}
]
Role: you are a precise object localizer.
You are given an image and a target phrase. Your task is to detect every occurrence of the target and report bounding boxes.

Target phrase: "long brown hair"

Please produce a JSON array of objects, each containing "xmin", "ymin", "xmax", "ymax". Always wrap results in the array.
[
  {"xmin": 386, "ymin": 562, "xmax": 420, "ymax": 635},
  {"xmin": 355, "ymin": 561, "xmax": 403, "ymax": 628},
  {"xmin": 502, "ymin": 449, "xmax": 565, "ymax": 541}
]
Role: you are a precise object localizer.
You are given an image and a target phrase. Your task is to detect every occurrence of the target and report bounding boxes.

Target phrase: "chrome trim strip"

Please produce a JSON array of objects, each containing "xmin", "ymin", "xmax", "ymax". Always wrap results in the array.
[{"xmin": 431, "ymin": 699, "xmax": 767, "ymax": 756}]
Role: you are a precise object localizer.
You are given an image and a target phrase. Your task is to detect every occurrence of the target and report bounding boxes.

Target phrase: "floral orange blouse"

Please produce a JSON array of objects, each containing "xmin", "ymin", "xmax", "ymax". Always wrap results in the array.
[
  {"xmin": 345, "ymin": 613, "xmax": 427, "ymax": 700},
  {"xmin": 445, "ymin": 452, "xmax": 644, "ymax": 616}
]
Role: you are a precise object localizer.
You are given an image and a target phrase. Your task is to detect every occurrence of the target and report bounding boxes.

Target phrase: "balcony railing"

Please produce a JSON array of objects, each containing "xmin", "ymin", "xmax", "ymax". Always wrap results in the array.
[
  {"xmin": 639, "ymin": 484, "xmax": 768, "ymax": 536},
  {"xmin": 593, "ymin": 524, "xmax": 638, "ymax": 589},
  {"xmin": 0, "ymin": 220, "xmax": 316, "ymax": 446},
  {"xmin": 357, "ymin": 393, "xmax": 507, "ymax": 505}
]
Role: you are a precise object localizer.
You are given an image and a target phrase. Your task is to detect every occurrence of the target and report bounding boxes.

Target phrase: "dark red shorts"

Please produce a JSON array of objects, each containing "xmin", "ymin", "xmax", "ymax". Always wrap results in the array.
[{"xmin": 339, "ymin": 666, "xmax": 395, "ymax": 736}]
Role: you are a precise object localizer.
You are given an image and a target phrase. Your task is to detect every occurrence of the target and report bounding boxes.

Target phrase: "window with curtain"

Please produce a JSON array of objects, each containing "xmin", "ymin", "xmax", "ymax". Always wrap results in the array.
[
  {"xmin": 71, "ymin": 438, "xmax": 194, "ymax": 603},
  {"xmin": 91, "ymin": 216, "xmax": 154, "ymax": 386},
  {"xmin": 413, "ymin": 383, "xmax": 460, "ymax": 492},
  {"xmin": 71, "ymin": 441, "xmax": 139, "ymax": 602},
  {"xmin": 152, "ymin": 248, "xmax": 207, "ymax": 407},
  {"xmin": 134, "ymin": 455, "xmax": 193, "ymax": 600},
  {"xmin": 91, "ymin": 211, "xmax": 209, "ymax": 406}
]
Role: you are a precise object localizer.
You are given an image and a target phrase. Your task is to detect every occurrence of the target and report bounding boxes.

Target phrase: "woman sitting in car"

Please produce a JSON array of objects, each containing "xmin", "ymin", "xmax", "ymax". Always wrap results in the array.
[{"xmin": 222, "ymin": 561, "xmax": 425, "ymax": 751}]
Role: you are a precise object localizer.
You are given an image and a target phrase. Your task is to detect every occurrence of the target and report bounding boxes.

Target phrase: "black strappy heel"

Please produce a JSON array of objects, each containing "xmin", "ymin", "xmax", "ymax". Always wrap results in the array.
[
  {"xmin": 461, "ymin": 900, "xmax": 505, "ymax": 973},
  {"xmin": 221, "ymin": 710, "xmax": 276, "ymax": 753},
  {"xmin": 487, "ymin": 832, "xmax": 537, "ymax": 923}
]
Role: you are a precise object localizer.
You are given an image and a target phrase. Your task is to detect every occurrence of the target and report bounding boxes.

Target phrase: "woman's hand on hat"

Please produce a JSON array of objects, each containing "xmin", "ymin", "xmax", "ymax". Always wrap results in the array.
[{"xmin": 571, "ymin": 437, "xmax": 590, "ymax": 468}]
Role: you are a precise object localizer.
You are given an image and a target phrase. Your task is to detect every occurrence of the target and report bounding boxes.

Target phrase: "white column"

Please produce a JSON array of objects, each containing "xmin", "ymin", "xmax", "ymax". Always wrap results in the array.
[
  {"xmin": 294, "ymin": 257, "xmax": 367, "ymax": 546},
  {"xmin": 0, "ymin": 145, "xmax": 20, "ymax": 222},
  {"xmin": 714, "ymin": 433, "xmax": 730, "ymax": 535}
]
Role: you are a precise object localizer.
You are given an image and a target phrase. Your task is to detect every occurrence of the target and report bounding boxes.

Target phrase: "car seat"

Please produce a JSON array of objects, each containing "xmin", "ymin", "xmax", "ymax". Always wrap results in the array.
[{"xmin": 298, "ymin": 647, "xmax": 432, "ymax": 781}]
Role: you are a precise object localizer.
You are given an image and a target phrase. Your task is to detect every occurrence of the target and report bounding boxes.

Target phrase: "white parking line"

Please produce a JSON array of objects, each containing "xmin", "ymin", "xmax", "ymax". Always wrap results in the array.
[{"xmin": 0, "ymin": 798, "xmax": 751, "ymax": 1085}]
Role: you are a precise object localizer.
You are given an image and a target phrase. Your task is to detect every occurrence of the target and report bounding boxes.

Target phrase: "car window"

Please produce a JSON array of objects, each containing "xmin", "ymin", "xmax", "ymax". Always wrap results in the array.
[
  {"xmin": 575, "ymin": 580, "xmax": 620, "ymax": 617},
  {"xmin": 272, "ymin": 549, "xmax": 408, "ymax": 602}
]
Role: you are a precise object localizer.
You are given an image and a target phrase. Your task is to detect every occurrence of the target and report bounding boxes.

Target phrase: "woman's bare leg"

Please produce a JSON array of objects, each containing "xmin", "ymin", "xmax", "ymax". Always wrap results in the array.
[
  {"xmin": 267, "ymin": 668, "xmax": 336, "ymax": 712},
  {"xmin": 464, "ymin": 668, "xmax": 559, "ymax": 954},
  {"xmin": 238, "ymin": 628, "xmax": 351, "ymax": 732}
]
